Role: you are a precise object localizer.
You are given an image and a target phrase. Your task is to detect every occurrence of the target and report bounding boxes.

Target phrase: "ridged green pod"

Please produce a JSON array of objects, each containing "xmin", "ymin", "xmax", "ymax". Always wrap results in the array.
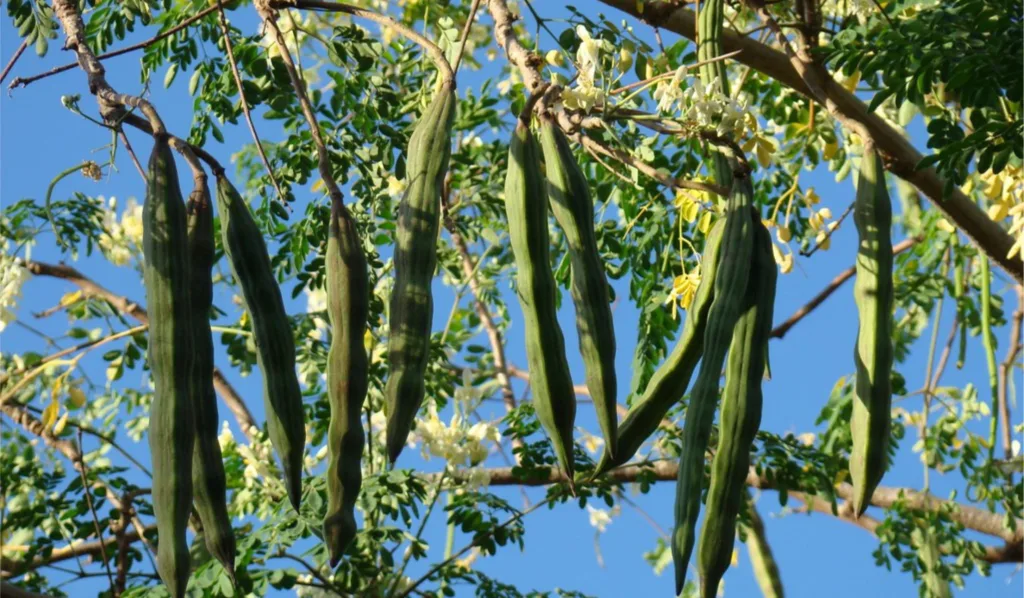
[
  {"xmin": 385, "ymin": 80, "xmax": 457, "ymax": 465},
  {"xmin": 672, "ymin": 176, "xmax": 755, "ymax": 596},
  {"xmin": 697, "ymin": 217, "xmax": 776, "ymax": 598},
  {"xmin": 745, "ymin": 493, "xmax": 785, "ymax": 598},
  {"xmin": 323, "ymin": 201, "xmax": 369, "ymax": 566},
  {"xmin": 143, "ymin": 135, "xmax": 195, "ymax": 598},
  {"xmin": 538, "ymin": 117, "xmax": 618, "ymax": 460},
  {"xmin": 505, "ymin": 115, "xmax": 577, "ymax": 487},
  {"xmin": 215, "ymin": 174, "xmax": 305, "ymax": 510},
  {"xmin": 594, "ymin": 217, "xmax": 727, "ymax": 476},
  {"xmin": 186, "ymin": 179, "xmax": 236, "ymax": 583},
  {"xmin": 850, "ymin": 148, "xmax": 894, "ymax": 517},
  {"xmin": 698, "ymin": 0, "xmax": 732, "ymax": 188}
]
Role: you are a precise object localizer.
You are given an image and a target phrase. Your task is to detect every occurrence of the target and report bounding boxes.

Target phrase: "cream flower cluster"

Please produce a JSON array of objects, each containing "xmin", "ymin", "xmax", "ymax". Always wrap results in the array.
[
  {"xmin": 97, "ymin": 197, "xmax": 143, "ymax": 267},
  {"xmin": 417, "ymin": 402, "xmax": 501, "ymax": 468},
  {"xmin": 656, "ymin": 74, "xmax": 748, "ymax": 139},
  {"xmin": 553, "ymin": 26, "xmax": 634, "ymax": 113},
  {"xmin": 0, "ymin": 237, "xmax": 27, "ymax": 333}
]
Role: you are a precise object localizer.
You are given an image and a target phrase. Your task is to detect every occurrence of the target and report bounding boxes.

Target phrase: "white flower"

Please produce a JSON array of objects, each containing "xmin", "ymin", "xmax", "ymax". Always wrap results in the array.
[
  {"xmin": 652, "ymin": 66, "xmax": 687, "ymax": 113},
  {"xmin": 575, "ymin": 26, "xmax": 611, "ymax": 84},
  {"xmin": 0, "ymin": 237, "xmax": 27, "ymax": 333},
  {"xmin": 217, "ymin": 421, "xmax": 235, "ymax": 452},
  {"xmin": 97, "ymin": 197, "xmax": 143, "ymax": 267},
  {"xmin": 586, "ymin": 505, "xmax": 612, "ymax": 533},
  {"xmin": 306, "ymin": 286, "xmax": 328, "ymax": 340}
]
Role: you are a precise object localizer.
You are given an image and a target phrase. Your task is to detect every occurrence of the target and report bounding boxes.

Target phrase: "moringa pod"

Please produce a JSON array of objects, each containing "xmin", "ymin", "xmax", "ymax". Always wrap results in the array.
[
  {"xmin": 323, "ymin": 201, "xmax": 369, "ymax": 566},
  {"xmin": 697, "ymin": 214, "xmax": 777, "ymax": 598},
  {"xmin": 385, "ymin": 79, "xmax": 457, "ymax": 466},
  {"xmin": 672, "ymin": 175, "xmax": 755, "ymax": 596},
  {"xmin": 504, "ymin": 112, "xmax": 578, "ymax": 489},
  {"xmin": 538, "ymin": 116, "xmax": 618, "ymax": 461},
  {"xmin": 186, "ymin": 177, "xmax": 236, "ymax": 584},
  {"xmin": 143, "ymin": 134, "xmax": 195, "ymax": 598},
  {"xmin": 594, "ymin": 217, "xmax": 727, "ymax": 477},
  {"xmin": 850, "ymin": 147, "xmax": 894, "ymax": 517},
  {"xmin": 215, "ymin": 173, "xmax": 305, "ymax": 510}
]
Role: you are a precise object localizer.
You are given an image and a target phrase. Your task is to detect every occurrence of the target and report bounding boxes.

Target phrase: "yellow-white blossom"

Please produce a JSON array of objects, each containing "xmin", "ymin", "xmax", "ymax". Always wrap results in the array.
[
  {"xmin": 306, "ymin": 286, "xmax": 328, "ymax": 340},
  {"xmin": 0, "ymin": 237, "xmax": 27, "ymax": 333},
  {"xmin": 653, "ymin": 66, "xmax": 687, "ymax": 114},
  {"xmin": 586, "ymin": 505, "xmax": 614, "ymax": 533},
  {"xmin": 97, "ymin": 197, "xmax": 143, "ymax": 267}
]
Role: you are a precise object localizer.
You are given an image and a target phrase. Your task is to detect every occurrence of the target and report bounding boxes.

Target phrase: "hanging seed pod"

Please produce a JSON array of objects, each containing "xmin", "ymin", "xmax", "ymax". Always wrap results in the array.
[
  {"xmin": 595, "ymin": 218, "xmax": 727, "ymax": 476},
  {"xmin": 504, "ymin": 110, "xmax": 577, "ymax": 488},
  {"xmin": 186, "ymin": 178, "xmax": 236, "ymax": 583},
  {"xmin": 850, "ymin": 147, "xmax": 894, "ymax": 517},
  {"xmin": 143, "ymin": 135, "xmax": 195, "ymax": 598},
  {"xmin": 539, "ymin": 117, "xmax": 618, "ymax": 461},
  {"xmin": 323, "ymin": 201, "xmax": 369, "ymax": 566},
  {"xmin": 385, "ymin": 79, "xmax": 456, "ymax": 465},
  {"xmin": 698, "ymin": 216, "xmax": 776, "ymax": 598},
  {"xmin": 672, "ymin": 176, "xmax": 755, "ymax": 596},
  {"xmin": 216, "ymin": 174, "xmax": 305, "ymax": 510}
]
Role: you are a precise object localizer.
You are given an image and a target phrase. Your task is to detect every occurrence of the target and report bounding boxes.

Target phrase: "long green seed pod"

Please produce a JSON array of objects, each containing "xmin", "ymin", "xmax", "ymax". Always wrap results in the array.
[
  {"xmin": 850, "ymin": 147, "xmax": 894, "ymax": 517},
  {"xmin": 215, "ymin": 174, "xmax": 305, "ymax": 510},
  {"xmin": 745, "ymin": 492, "xmax": 785, "ymax": 598},
  {"xmin": 672, "ymin": 176, "xmax": 755, "ymax": 596},
  {"xmin": 595, "ymin": 217, "xmax": 727, "ymax": 476},
  {"xmin": 698, "ymin": 0, "xmax": 732, "ymax": 189},
  {"xmin": 143, "ymin": 135, "xmax": 195, "ymax": 598},
  {"xmin": 186, "ymin": 178, "xmax": 236, "ymax": 583},
  {"xmin": 698, "ymin": 217, "xmax": 777, "ymax": 598},
  {"xmin": 505, "ymin": 113, "xmax": 578, "ymax": 488},
  {"xmin": 323, "ymin": 201, "xmax": 369, "ymax": 566},
  {"xmin": 538, "ymin": 117, "xmax": 618, "ymax": 460},
  {"xmin": 385, "ymin": 80, "xmax": 457, "ymax": 465}
]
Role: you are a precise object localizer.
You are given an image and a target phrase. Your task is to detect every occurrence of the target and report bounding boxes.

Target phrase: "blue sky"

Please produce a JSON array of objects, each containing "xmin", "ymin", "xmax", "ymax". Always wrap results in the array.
[{"xmin": 1, "ymin": 2, "xmax": 1020, "ymax": 597}]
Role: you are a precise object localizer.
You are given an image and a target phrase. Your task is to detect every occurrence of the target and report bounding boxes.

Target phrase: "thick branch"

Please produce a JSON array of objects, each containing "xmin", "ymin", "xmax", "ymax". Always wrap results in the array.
[
  {"xmin": 18, "ymin": 260, "xmax": 258, "ymax": 440},
  {"xmin": 468, "ymin": 462, "xmax": 1024, "ymax": 549},
  {"xmin": 593, "ymin": 0, "xmax": 1023, "ymax": 283},
  {"xmin": 0, "ymin": 524, "xmax": 156, "ymax": 577}
]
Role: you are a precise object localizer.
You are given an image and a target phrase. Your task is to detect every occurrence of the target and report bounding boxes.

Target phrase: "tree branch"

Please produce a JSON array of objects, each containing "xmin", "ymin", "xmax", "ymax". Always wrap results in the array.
[
  {"xmin": 460, "ymin": 462, "xmax": 1024, "ymax": 551},
  {"xmin": 592, "ymin": 0, "xmax": 1023, "ymax": 283},
  {"xmin": 17, "ymin": 259, "xmax": 258, "ymax": 440},
  {"xmin": 9, "ymin": 5, "xmax": 219, "ymax": 90},
  {"xmin": 770, "ymin": 236, "xmax": 919, "ymax": 339},
  {"xmin": 0, "ymin": 39, "xmax": 29, "ymax": 85},
  {"xmin": 998, "ymin": 286, "xmax": 1022, "ymax": 459}
]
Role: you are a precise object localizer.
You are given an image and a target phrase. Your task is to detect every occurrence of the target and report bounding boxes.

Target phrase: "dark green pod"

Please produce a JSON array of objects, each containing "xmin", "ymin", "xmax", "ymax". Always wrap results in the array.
[
  {"xmin": 504, "ymin": 116, "xmax": 577, "ymax": 486},
  {"xmin": 850, "ymin": 148, "xmax": 894, "ymax": 516},
  {"xmin": 538, "ymin": 117, "xmax": 618, "ymax": 460},
  {"xmin": 595, "ymin": 217, "xmax": 727, "ymax": 476},
  {"xmin": 385, "ymin": 80, "xmax": 457, "ymax": 465},
  {"xmin": 323, "ymin": 201, "xmax": 369, "ymax": 566},
  {"xmin": 697, "ymin": 217, "xmax": 776, "ymax": 598},
  {"xmin": 186, "ymin": 179, "xmax": 236, "ymax": 583},
  {"xmin": 215, "ymin": 174, "xmax": 305, "ymax": 510},
  {"xmin": 143, "ymin": 135, "xmax": 195, "ymax": 598},
  {"xmin": 672, "ymin": 176, "xmax": 755, "ymax": 596},
  {"xmin": 697, "ymin": 0, "xmax": 732, "ymax": 189}
]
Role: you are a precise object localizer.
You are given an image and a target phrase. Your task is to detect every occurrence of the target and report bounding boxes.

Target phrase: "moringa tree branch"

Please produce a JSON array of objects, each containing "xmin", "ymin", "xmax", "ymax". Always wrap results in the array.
[
  {"xmin": 17, "ymin": 259, "xmax": 258, "ymax": 440},
  {"xmin": 591, "ymin": 0, "xmax": 1022, "ymax": 284}
]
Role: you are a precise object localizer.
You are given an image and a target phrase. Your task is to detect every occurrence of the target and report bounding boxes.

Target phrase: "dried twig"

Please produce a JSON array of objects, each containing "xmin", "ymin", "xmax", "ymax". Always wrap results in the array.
[
  {"xmin": 998, "ymin": 286, "xmax": 1023, "ymax": 459},
  {"xmin": 75, "ymin": 428, "xmax": 116, "ymax": 591}
]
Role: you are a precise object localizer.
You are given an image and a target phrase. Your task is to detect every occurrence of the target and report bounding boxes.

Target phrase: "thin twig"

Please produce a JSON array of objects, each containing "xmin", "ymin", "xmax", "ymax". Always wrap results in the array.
[
  {"xmin": 799, "ymin": 200, "xmax": 854, "ymax": 257},
  {"xmin": 9, "ymin": 5, "xmax": 219, "ymax": 90},
  {"xmin": 770, "ymin": 236, "xmax": 920, "ymax": 339},
  {"xmin": 608, "ymin": 50, "xmax": 743, "ymax": 95},
  {"xmin": 75, "ymin": 429, "xmax": 115, "ymax": 591},
  {"xmin": 116, "ymin": 130, "xmax": 147, "ymax": 181},
  {"xmin": 451, "ymin": 0, "xmax": 483, "ymax": 74},
  {"xmin": 388, "ymin": 470, "xmax": 448, "ymax": 596},
  {"xmin": 268, "ymin": 1, "xmax": 453, "ymax": 82},
  {"xmin": 216, "ymin": 0, "xmax": 290, "ymax": 210},
  {"xmin": 998, "ymin": 286, "xmax": 1023, "ymax": 459},
  {"xmin": 0, "ymin": 38, "xmax": 29, "ymax": 85},
  {"xmin": 395, "ymin": 497, "xmax": 556, "ymax": 598}
]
